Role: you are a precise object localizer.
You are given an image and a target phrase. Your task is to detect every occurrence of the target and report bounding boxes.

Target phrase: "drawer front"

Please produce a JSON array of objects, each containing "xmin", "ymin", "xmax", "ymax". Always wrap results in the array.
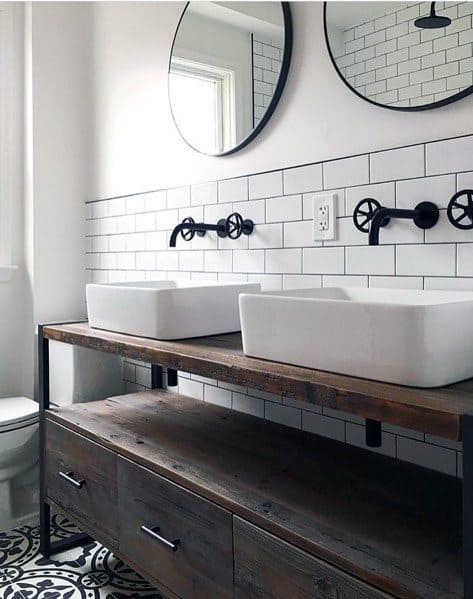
[
  {"xmin": 234, "ymin": 517, "xmax": 391, "ymax": 599},
  {"xmin": 118, "ymin": 458, "xmax": 233, "ymax": 599},
  {"xmin": 45, "ymin": 418, "xmax": 118, "ymax": 548}
]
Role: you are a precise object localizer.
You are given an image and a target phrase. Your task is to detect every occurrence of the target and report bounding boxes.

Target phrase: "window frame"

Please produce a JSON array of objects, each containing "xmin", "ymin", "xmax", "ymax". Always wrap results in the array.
[{"xmin": 170, "ymin": 56, "xmax": 236, "ymax": 154}]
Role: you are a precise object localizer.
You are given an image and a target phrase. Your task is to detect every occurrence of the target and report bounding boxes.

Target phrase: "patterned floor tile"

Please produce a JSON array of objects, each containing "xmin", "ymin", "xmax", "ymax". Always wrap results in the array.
[{"xmin": 0, "ymin": 514, "xmax": 162, "ymax": 598}]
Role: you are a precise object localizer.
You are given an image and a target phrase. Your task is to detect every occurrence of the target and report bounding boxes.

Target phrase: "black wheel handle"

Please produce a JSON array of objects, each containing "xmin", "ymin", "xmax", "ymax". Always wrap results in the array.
[
  {"xmin": 180, "ymin": 217, "xmax": 196, "ymax": 241},
  {"xmin": 224, "ymin": 213, "xmax": 254, "ymax": 239},
  {"xmin": 353, "ymin": 198, "xmax": 390, "ymax": 233},
  {"xmin": 447, "ymin": 189, "xmax": 473, "ymax": 230}
]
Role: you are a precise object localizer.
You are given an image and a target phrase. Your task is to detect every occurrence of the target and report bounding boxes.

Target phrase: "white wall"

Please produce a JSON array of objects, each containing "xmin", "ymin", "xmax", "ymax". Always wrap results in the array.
[{"xmin": 83, "ymin": 1, "xmax": 473, "ymax": 200}]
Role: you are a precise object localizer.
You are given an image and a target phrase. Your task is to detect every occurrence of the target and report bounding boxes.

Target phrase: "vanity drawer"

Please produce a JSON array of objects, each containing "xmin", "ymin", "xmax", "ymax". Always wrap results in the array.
[
  {"xmin": 118, "ymin": 458, "xmax": 233, "ymax": 599},
  {"xmin": 234, "ymin": 517, "xmax": 391, "ymax": 599},
  {"xmin": 44, "ymin": 418, "xmax": 118, "ymax": 548}
]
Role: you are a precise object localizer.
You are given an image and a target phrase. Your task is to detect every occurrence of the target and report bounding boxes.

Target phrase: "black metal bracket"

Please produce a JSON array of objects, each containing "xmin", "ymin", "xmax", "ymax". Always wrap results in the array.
[
  {"xmin": 353, "ymin": 198, "xmax": 439, "ymax": 245},
  {"xmin": 447, "ymin": 189, "xmax": 473, "ymax": 230},
  {"xmin": 169, "ymin": 212, "xmax": 254, "ymax": 247}
]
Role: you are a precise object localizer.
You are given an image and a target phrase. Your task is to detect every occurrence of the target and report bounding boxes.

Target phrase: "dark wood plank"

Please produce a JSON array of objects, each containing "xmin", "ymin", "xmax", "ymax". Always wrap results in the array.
[
  {"xmin": 42, "ymin": 322, "xmax": 473, "ymax": 440},
  {"xmin": 46, "ymin": 391, "xmax": 463, "ymax": 599},
  {"xmin": 118, "ymin": 457, "xmax": 233, "ymax": 599},
  {"xmin": 45, "ymin": 419, "xmax": 119, "ymax": 549},
  {"xmin": 233, "ymin": 517, "xmax": 391, "ymax": 599}
]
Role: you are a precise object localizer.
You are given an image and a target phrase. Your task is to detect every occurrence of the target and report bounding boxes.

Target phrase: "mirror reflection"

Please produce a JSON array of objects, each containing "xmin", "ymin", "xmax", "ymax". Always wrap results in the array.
[
  {"xmin": 325, "ymin": 2, "xmax": 473, "ymax": 109},
  {"xmin": 169, "ymin": 2, "xmax": 289, "ymax": 155}
]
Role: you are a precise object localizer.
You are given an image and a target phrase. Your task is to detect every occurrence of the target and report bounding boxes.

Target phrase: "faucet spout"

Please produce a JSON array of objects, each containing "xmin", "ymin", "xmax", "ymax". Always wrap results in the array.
[{"xmin": 368, "ymin": 202, "xmax": 439, "ymax": 245}]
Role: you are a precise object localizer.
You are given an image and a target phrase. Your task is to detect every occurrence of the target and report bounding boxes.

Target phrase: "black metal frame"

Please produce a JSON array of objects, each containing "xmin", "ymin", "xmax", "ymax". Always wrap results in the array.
[
  {"xmin": 168, "ymin": 2, "xmax": 293, "ymax": 156},
  {"xmin": 323, "ymin": 2, "xmax": 473, "ymax": 112},
  {"xmin": 38, "ymin": 322, "xmax": 172, "ymax": 557}
]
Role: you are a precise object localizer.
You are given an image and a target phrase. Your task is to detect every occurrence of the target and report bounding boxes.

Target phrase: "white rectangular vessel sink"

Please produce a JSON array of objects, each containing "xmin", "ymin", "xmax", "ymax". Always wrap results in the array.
[
  {"xmin": 87, "ymin": 281, "xmax": 260, "ymax": 340},
  {"xmin": 239, "ymin": 287, "xmax": 473, "ymax": 388}
]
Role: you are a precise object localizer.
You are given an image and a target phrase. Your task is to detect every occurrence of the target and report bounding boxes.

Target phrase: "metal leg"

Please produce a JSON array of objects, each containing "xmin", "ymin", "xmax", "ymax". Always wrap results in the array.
[
  {"xmin": 38, "ymin": 325, "xmax": 51, "ymax": 558},
  {"xmin": 366, "ymin": 419, "xmax": 382, "ymax": 448},
  {"xmin": 151, "ymin": 364, "xmax": 164, "ymax": 389},
  {"xmin": 167, "ymin": 368, "xmax": 178, "ymax": 387},
  {"xmin": 39, "ymin": 323, "xmax": 93, "ymax": 558},
  {"xmin": 463, "ymin": 412, "xmax": 473, "ymax": 599}
]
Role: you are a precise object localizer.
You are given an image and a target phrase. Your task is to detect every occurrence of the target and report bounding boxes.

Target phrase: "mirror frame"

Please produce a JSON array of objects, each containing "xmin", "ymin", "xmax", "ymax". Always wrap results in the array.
[
  {"xmin": 323, "ymin": 1, "xmax": 473, "ymax": 112},
  {"xmin": 168, "ymin": 1, "xmax": 293, "ymax": 156}
]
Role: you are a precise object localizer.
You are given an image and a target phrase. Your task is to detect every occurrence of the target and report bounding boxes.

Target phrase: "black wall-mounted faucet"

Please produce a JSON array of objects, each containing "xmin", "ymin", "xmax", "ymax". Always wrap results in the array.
[
  {"xmin": 169, "ymin": 212, "xmax": 254, "ymax": 247},
  {"xmin": 353, "ymin": 198, "xmax": 439, "ymax": 245}
]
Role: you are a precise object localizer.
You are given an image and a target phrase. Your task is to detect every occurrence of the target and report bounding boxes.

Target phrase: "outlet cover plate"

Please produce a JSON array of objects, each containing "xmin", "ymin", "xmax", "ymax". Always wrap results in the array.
[{"xmin": 312, "ymin": 193, "xmax": 337, "ymax": 241}]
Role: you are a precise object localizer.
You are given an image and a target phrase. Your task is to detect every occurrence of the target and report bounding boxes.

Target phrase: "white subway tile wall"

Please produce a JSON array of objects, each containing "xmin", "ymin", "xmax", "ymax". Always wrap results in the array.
[
  {"xmin": 252, "ymin": 35, "xmax": 283, "ymax": 126},
  {"xmin": 332, "ymin": 2, "xmax": 473, "ymax": 108},
  {"xmin": 86, "ymin": 133, "xmax": 473, "ymax": 479}
]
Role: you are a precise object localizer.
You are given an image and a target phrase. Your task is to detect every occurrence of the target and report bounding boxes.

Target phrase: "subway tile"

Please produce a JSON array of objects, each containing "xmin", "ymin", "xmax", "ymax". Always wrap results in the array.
[
  {"xmin": 396, "ymin": 244, "xmax": 456, "ymax": 276},
  {"xmin": 144, "ymin": 191, "xmax": 166, "ymax": 212},
  {"xmin": 126, "ymin": 195, "xmax": 145, "ymax": 214},
  {"xmin": 345, "ymin": 182, "xmax": 395, "ymax": 215},
  {"xmin": 204, "ymin": 250, "xmax": 232, "ymax": 272},
  {"xmin": 457, "ymin": 243, "xmax": 473, "ymax": 276},
  {"xmin": 249, "ymin": 223, "xmax": 283, "ymax": 249},
  {"xmin": 426, "ymin": 210, "xmax": 473, "ymax": 243},
  {"xmin": 265, "ymin": 401, "xmax": 301, "ymax": 429},
  {"xmin": 282, "ymin": 274, "xmax": 322, "ymax": 289},
  {"xmin": 218, "ymin": 177, "xmax": 248, "ymax": 204},
  {"xmin": 156, "ymin": 209, "xmax": 179, "ymax": 231},
  {"xmin": 266, "ymin": 194, "xmax": 302, "ymax": 222},
  {"xmin": 303, "ymin": 247, "xmax": 344, "ymax": 274},
  {"xmin": 283, "ymin": 163, "xmax": 323, "ymax": 194},
  {"xmin": 108, "ymin": 197, "xmax": 126, "ymax": 216},
  {"xmin": 426, "ymin": 135, "xmax": 473, "ymax": 175},
  {"xmin": 191, "ymin": 181, "xmax": 217, "ymax": 206},
  {"xmin": 218, "ymin": 272, "xmax": 248, "ymax": 283},
  {"xmin": 135, "ymin": 365, "xmax": 151, "ymax": 387},
  {"xmin": 232, "ymin": 392, "xmax": 264, "ymax": 418},
  {"xmin": 178, "ymin": 377, "xmax": 204, "ymax": 401},
  {"xmin": 369, "ymin": 276, "xmax": 423, "ymax": 289},
  {"xmin": 396, "ymin": 174, "xmax": 456, "ymax": 209},
  {"xmin": 370, "ymin": 145, "xmax": 425, "ymax": 182},
  {"xmin": 346, "ymin": 245, "xmax": 395, "ymax": 275},
  {"xmin": 116, "ymin": 215, "xmax": 135, "ymax": 234},
  {"xmin": 323, "ymin": 155, "xmax": 369, "ymax": 189},
  {"xmin": 324, "ymin": 217, "xmax": 367, "ymax": 247},
  {"xmin": 248, "ymin": 273, "xmax": 282, "ymax": 290},
  {"xmin": 397, "ymin": 436, "xmax": 456, "ymax": 475},
  {"xmin": 233, "ymin": 199, "xmax": 265, "ymax": 224},
  {"xmin": 284, "ymin": 220, "xmax": 318, "ymax": 248},
  {"xmin": 167, "ymin": 186, "xmax": 190, "ymax": 209},
  {"xmin": 117, "ymin": 253, "xmax": 136, "ymax": 270},
  {"xmin": 179, "ymin": 250, "xmax": 204, "ymax": 271},
  {"xmin": 266, "ymin": 249, "xmax": 301, "ymax": 274},
  {"xmin": 322, "ymin": 275, "xmax": 368, "ymax": 287},
  {"xmin": 233, "ymin": 249, "xmax": 265, "ymax": 273},
  {"xmin": 145, "ymin": 231, "xmax": 167, "ymax": 251},
  {"xmin": 126, "ymin": 233, "xmax": 145, "ymax": 252},
  {"xmin": 424, "ymin": 276, "xmax": 473, "ymax": 291},
  {"xmin": 302, "ymin": 412, "xmax": 345, "ymax": 442},
  {"xmin": 135, "ymin": 212, "xmax": 156, "ymax": 232},
  {"xmin": 249, "ymin": 171, "xmax": 283, "ymax": 199},
  {"xmin": 155, "ymin": 250, "xmax": 179, "ymax": 271},
  {"xmin": 457, "ymin": 170, "xmax": 473, "ymax": 189},
  {"xmin": 136, "ymin": 252, "xmax": 156, "ymax": 271},
  {"xmin": 204, "ymin": 385, "xmax": 232, "ymax": 408}
]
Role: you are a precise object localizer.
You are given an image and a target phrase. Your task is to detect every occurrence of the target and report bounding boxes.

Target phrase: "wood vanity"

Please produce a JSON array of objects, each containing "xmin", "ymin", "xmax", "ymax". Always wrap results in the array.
[{"xmin": 39, "ymin": 323, "xmax": 473, "ymax": 598}]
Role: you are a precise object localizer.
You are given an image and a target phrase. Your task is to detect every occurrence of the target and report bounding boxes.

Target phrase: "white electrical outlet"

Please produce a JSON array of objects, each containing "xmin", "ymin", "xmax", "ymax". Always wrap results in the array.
[{"xmin": 312, "ymin": 193, "xmax": 337, "ymax": 241}]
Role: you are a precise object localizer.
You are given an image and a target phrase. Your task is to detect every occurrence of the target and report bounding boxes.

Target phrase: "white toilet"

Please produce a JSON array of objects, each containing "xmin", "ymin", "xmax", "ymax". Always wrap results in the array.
[{"xmin": 0, "ymin": 397, "xmax": 39, "ymax": 528}]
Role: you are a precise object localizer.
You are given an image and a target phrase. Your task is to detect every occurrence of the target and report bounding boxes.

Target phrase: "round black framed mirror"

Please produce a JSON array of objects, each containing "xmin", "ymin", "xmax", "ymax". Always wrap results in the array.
[
  {"xmin": 324, "ymin": 1, "xmax": 473, "ymax": 111},
  {"xmin": 169, "ymin": 2, "xmax": 292, "ymax": 156}
]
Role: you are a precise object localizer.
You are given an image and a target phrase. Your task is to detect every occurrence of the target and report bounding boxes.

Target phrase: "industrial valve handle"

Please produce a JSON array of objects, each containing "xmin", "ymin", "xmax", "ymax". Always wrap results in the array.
[
  {"xmin": 447, "ymin": 189, "xmax": 473, "ymax": 230},
  {"xmin": 353, "ymin": 198, "xmax": 390, "ymax": 232}
]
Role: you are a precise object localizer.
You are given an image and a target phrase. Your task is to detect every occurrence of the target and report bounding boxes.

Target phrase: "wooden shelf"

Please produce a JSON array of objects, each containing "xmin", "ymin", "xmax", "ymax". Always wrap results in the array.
[
  {"xmin": 43, "ymin": 322, "xmax": 473, "ymax": 440},
  {"xmin": 47, "ymin": 390, "xmax": 462, "ymax": 599}
]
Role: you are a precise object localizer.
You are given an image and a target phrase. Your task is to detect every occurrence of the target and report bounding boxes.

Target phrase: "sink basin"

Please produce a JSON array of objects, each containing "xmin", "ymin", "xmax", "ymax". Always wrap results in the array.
[
  {"xmin": 239, "ymin": 287, "xmax": 473, "ymax": 387},
  {"xmin": 87, "ymin": 281, "xmax": 260, "ymax": 340}
]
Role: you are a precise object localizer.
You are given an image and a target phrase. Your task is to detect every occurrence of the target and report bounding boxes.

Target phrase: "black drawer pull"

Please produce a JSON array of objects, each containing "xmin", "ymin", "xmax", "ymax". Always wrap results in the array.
[
  {"xmin": 59, "ymin": 471, "xmax": 85, "ymax": 489},
  {"xmin": 141, "ymin": 525, "xmax": 180, "ymax": 552}
]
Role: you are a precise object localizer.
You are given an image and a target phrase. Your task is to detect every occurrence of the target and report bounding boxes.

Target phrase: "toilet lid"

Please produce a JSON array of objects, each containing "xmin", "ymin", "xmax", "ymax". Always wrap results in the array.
[{"xmin": 0, "ymin": 397, "xmax": 38, "ymax": 429}]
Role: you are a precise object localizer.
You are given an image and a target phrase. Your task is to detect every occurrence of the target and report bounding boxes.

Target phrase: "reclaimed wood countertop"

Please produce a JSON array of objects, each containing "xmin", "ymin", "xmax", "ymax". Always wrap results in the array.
[{"xmin": 43, "ymin": 322, "xmax": 473, "ymax": 441}]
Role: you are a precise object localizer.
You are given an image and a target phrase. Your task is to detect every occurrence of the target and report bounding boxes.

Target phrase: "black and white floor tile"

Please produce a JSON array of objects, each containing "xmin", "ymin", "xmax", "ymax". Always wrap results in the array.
[{"xmin": 0, "ymin": 514, "xmax": 162, "ymax": 598}]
